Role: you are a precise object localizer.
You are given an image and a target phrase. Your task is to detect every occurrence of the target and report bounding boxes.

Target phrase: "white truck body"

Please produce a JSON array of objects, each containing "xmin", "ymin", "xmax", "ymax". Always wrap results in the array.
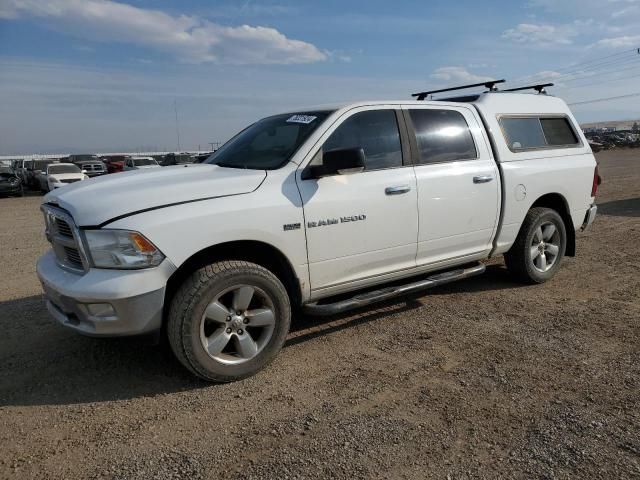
[{"xmin": 36, "ymin": 90, "xmax": 598, "ymax": 379}]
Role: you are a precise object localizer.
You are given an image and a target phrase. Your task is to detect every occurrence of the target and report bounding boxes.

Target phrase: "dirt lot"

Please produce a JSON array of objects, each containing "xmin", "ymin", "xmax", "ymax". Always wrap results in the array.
[{"xmin": 0, "ymin": 150, "xmax": 638, "ymax": 479}]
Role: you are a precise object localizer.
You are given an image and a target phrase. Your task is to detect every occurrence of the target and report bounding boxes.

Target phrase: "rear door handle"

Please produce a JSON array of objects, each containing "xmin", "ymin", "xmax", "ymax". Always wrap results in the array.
[
  {"xmin": 385, "ymin": 185, "xmax": 411, "ymax": 195},
  {"xmin": 473, "ymin": 175, "xmax": 494, "ymax": 184}
]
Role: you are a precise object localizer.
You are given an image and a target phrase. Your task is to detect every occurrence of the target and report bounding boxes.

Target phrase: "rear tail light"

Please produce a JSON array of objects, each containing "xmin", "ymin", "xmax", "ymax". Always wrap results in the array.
[{"xmin": 591, "ymin": 165, "xmax": 601, "ymax": 197}]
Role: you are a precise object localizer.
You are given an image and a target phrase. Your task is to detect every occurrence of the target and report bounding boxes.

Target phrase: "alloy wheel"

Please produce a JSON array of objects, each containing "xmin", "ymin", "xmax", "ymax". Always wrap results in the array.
[
  {"xmin": 199, "ymin": 284, "xmax": 276, "ymax": 365},
  {"xmin": 529, "ymin": 221, "xmax": 561, "ymax": 273}
]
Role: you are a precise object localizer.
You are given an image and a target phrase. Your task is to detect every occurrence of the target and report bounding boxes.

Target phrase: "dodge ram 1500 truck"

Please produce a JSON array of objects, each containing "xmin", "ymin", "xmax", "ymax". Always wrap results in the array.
[{"xmin": 37, "ymin": 82, "xmax": 599, "ymax": 382}]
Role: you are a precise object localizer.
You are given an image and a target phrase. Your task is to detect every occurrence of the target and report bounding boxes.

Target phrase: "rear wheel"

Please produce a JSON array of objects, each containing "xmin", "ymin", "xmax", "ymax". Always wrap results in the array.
[
  {"xmin": 167, "ymin": 260, "xmax": 291, "ymax": 382},
  {"xmin": 505, "ymin": 207, "xmax": 567, "ymax": 284}
]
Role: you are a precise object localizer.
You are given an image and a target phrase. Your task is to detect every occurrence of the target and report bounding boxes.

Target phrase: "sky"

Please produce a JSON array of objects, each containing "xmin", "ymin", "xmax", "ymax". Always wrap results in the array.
[{"xmin": 0, "ymin": 0, "xmax": 639, "ymax": 154}]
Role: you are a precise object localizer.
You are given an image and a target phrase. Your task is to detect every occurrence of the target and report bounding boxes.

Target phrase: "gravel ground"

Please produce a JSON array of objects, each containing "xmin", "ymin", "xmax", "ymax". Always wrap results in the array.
[{"xmin": 0, "ymin": 150, "xmax": 638, "ymax": 479}]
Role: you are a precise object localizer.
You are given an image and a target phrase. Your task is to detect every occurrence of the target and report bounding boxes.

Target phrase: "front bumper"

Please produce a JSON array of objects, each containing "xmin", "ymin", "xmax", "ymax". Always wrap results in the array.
[
  {"xmin": 581, "ymin": 205, "xmax": 597, "ymax": 231},
  {"xmin": 36, "ymin": 250, "xmax": 176, "ymax": 337},
  {"xmin": 0, "ymin": 183, "xmax": 21, "ymax": 195}
]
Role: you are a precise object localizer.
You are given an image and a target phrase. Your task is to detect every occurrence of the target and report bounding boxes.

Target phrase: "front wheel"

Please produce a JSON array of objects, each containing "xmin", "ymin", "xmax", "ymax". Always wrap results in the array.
[
  {"xmin": 505, "ymin": 207, "xmax": 567, "ymax": 284},
  {"xmin": 167, "ymin": 260, "xmax": 291, "ymax": 382}
]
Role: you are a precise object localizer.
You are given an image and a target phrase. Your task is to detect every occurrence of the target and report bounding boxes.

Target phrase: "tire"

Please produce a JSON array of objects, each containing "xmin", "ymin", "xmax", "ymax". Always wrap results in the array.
[
  {"xmin": 504, "ymin": 207, "xmax": 567, "ymax": 284},
  {"xmin": 167, "ymin": 260, "xmax": 291, "ymax": 382}
]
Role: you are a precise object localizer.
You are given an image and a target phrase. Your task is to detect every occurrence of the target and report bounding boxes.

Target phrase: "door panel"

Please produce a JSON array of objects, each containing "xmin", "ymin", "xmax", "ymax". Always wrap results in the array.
[
  {"xmin": 404, "ymin": 106, "xmax": 500, "ymax": 265},
  {"xmin": 414, "ymin": 159, "xmax": 499, "ymax": 264},
  {"xmin": 299, "ymin": 168, "xmax": 418, "ymax": 289},
  {"xmin": 298, "ymin": 107, "xmax": 418, "ymax": 291}
]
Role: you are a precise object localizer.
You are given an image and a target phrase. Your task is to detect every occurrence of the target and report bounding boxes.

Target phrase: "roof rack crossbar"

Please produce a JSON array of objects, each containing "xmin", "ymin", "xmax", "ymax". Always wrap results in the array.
[
  {"xmin": 412, "ymin": 79, "xmax": 506, "ymax": 101},
  {"xmin": 502, "ymin": 83, "xmax": 554, "ymax": 94}
]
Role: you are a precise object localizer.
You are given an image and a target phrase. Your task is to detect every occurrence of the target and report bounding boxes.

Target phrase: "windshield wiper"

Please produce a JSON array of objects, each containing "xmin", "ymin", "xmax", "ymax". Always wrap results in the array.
[{"xmin": 214, "ymin": 162, "xmax": 250, "ymax": 169}]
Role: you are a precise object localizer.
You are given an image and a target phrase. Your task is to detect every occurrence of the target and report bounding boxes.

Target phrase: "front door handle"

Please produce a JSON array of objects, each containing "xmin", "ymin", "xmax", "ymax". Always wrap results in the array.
[
  {"xmin": 473, "ymin": 175, "xmax": 494, "ymax": 184},
  {"xmin": 385, "ymin": 185, "xmax": 411, "ymax": 195}
]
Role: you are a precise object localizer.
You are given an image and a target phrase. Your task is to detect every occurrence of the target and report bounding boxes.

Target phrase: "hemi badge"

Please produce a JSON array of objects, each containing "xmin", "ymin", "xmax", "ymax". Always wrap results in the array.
[{"xmin": 283, "ymin": 223, "xmax": 301, "ymax": 231}]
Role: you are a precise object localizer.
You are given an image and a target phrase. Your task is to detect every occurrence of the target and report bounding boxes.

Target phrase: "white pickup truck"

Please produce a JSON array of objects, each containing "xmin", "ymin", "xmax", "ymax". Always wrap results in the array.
[{"xmin": 37, "ymin": 82, "xmax": 599, "ymax": 382}]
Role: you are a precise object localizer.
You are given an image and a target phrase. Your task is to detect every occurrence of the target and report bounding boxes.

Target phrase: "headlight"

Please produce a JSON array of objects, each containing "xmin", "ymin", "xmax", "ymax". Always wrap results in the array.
[{"xmin": 82, "ymin": 230, "xmax": 164, "ymax": 269}]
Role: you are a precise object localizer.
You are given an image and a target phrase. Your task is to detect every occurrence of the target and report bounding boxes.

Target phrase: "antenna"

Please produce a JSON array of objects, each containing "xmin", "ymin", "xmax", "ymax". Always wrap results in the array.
[
  {"xmin": 502, "ymin": 83, "xmax": 554, "ymax": 94},
  {"xmin": 173, "ymin": 99, "xmax": 181, "ymax": 152},
  {"xmin": 412, "ymin": 79, "xmax": 506, "ymax": 100}
]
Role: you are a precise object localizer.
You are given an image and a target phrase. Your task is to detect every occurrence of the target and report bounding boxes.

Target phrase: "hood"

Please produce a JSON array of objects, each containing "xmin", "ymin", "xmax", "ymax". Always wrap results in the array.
[
  {"xmin": 44, "ymin": 164, "xmax": 266, "ymax": 226},
  {"xmin": 49, "ymin": 173, "xmax": 85, "ymax": 181}
]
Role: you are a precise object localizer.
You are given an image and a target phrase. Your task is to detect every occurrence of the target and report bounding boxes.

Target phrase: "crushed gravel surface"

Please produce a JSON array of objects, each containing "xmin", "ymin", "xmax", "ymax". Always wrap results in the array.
[{"xmin": 0, "ymin": 150, "xmax": 638, "ymax": 479}]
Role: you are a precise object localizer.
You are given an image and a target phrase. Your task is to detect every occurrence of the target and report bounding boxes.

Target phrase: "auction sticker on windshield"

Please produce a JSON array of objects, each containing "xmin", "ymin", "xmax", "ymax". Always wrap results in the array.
[{"xmin": 287, "ymin": 115, "xmax": 317, "ymax": 124}]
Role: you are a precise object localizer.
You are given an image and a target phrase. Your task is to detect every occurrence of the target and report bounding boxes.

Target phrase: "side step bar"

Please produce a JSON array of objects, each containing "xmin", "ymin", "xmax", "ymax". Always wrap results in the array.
[{"xmin": 302, "ymin": 263, "xmax": 486, "ymax": 316}]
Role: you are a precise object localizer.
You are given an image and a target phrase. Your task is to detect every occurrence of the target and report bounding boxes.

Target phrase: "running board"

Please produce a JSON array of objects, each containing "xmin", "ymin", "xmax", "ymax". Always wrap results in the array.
[{"xmin": 303, "ymin": 263, "xmax": 486, "ymax": 316}]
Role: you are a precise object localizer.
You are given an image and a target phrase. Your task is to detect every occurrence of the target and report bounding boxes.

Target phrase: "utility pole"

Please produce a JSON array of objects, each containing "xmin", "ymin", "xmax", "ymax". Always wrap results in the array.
[{"xmin": 173, "ymin": 99, "xmax": 181, "ymax": 152}]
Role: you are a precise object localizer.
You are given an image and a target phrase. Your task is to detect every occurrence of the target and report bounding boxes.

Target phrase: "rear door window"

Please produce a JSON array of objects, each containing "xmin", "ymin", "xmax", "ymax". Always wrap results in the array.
[{"xmin": 408, "ymin": 109, "xmax": 477, "ymax": 164}]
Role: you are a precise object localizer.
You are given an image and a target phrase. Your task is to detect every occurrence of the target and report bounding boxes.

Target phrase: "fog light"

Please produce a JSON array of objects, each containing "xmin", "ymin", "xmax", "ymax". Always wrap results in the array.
[{"xmin": 85, "ymin": 303, "xmax": 116, "ymax": 318}]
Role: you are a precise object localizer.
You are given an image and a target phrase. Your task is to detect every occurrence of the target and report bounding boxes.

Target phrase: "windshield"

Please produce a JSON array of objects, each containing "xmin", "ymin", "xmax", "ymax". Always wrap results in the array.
[
  {"xmin": 206, "ymin": 111, "xmax": 332, "ymax": 170},
  {"xmin": 0, "ymin": 167, "xmax": 15, "ymax": 176},
  {"xmin": 49, "ymin": 164, "xmax": 81, "ymax": 174},
  {"xmin": 73, "ymin": 155, "xmax": 99, "ymax": 161},
  {"xmin": 134, "ymin": 158, "xmax": 157, "ymax": 166},
  {"xmin": 33, "ymin": 160, "xmax": 55, "ymax": 170}
]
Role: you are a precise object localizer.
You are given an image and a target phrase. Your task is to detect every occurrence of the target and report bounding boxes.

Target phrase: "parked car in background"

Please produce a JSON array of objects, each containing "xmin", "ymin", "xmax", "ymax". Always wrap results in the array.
[
  {"xmin": 123, "ymin": 156, "xmax": 160, "ymax": 170},
  {"xmin": 160, "ymin": 153, "xmax": 194, "ymax": 166},
  {"xmin": 38, "ymin": 163, "xmax": 88, "ymax": 192},
  {"xmin": 18, "ymin": 159, "xmax": 32, "ymax": 185},
  {"xmin": 68, "ymin": 155, "xmax": 107, "ymax": 178},
  {"xmin": 13, "ymin": 159, "xmax": 27, "ymax": 183},
  {"xmin": 101, "ymin": 155, "xmax": 130, "ymax": 174},
  {"xmin": 193, "ymin": 152, "xmax": 214, "ymax": 163},
  {"xmin": 0, "ymin": 165, "xmax": 23, "ymax": 197},
  {"xmin": 26, "ymin": 159, "xmax": 58, "ymax": 189}
]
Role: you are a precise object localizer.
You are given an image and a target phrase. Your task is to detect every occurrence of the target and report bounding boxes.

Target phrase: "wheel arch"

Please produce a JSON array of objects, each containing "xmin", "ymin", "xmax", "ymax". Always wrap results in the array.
[
  {"xmin": 529, "ymin": 193, "xmax": 575, "ymax": 257},
  {"xmin": 163, "ymin": 240, "xmax": 302, "ymax": 326}
]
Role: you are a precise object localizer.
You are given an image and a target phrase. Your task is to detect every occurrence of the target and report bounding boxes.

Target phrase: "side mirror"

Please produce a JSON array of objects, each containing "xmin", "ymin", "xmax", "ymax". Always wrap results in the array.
[{"xmin": 303, "ymin": 147, "xmax": 366, "ymax": 179}]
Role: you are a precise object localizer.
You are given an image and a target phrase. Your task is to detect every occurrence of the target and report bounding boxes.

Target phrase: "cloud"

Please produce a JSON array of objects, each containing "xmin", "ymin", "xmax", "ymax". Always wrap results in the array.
[
  {"xmin": 611, "ymin": 5, "xmax": 639, "ymax": 17},
  {"xmin": 0, "ymin": 0, "xmax": 327, "ymax": 64},
  {"xmin": 501, "ymin": 23, "xmax": 579, "ymax": 46},
  {"xmin": 430, "ymin": 67, "xmax": 492, "ymax": 83},
  {"xmin": 592, "ymin": 34, "xmax": 640, "ymax": 48}
]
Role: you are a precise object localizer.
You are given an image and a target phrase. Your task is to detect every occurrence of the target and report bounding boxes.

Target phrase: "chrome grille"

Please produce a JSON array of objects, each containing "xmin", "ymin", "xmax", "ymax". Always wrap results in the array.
[
  {"xmin": 54, "ymin": 217, "xmax": 73, "ymax": 238},
  {"xmin": 42, "ymin": 205, "xmax": 88, "ymax": 274},
  {"xmin": 84, "ymin": 163, "xmax": 104, "ymax": 172},
  {"xmin": 63, "ymin": 246, "xmax": 83, "ymax": 269}
]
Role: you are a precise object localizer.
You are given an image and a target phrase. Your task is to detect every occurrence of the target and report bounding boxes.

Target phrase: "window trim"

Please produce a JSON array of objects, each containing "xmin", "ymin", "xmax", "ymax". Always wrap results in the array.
[
  {"xmin": 301, "ymin": 107, "xmax": 408, "ymax": 178},
  {"xmin": 403, "ymin": 107, "xmax": 479, "ymax": 166},
  {"xmin": 498, "ymin": 114, "xmax": 583, "ymax": 153}
]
